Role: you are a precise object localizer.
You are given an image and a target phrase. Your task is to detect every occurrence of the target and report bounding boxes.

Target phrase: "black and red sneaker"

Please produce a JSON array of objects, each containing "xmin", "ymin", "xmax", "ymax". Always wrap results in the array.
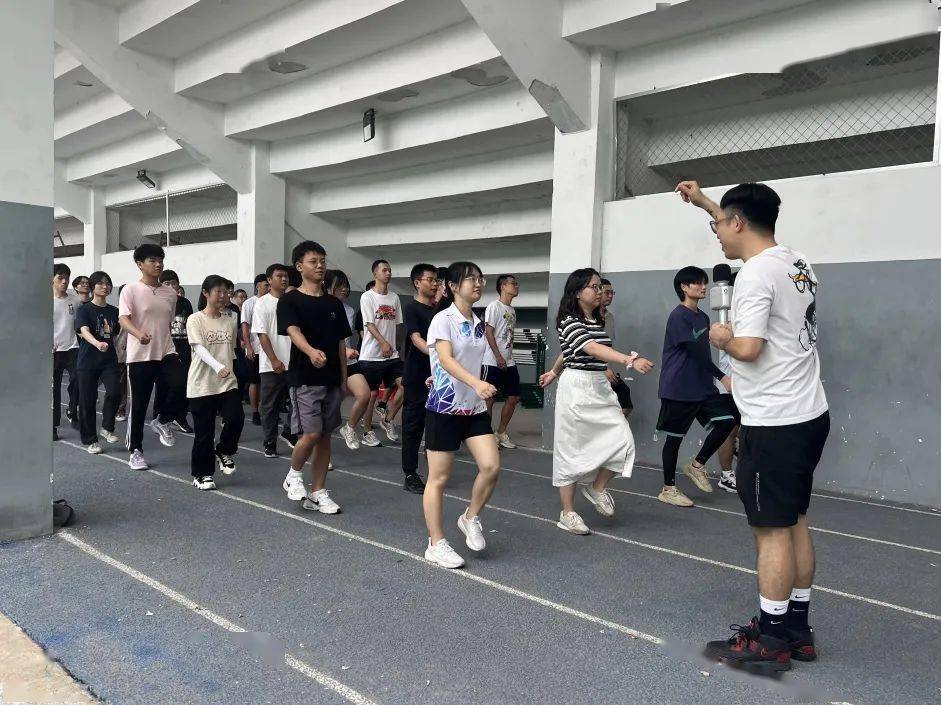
[
  {"xmin": 705, "ymin": 618, "xmax": 792, "ymax": 674},
  {"xmin": 787, "ymin": 626, "xmax": 817, "ymax": 662}
]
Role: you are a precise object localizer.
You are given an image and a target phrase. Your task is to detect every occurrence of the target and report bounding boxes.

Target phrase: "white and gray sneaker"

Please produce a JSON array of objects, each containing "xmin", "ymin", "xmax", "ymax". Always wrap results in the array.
[
  {"xmin": 718, "ymin": 471, "xmax": 737, "ymax": 493},
  {"xmin": 339, "ymin": 423, "xmax": 360, "ymax": 450},
  {"xmin": 424, "ymin": 538, "xmax": 465, "ymax": 569},
  {"xmin": 302, "ymin": 488, "xmax": 340, "ymax": 514},
  {"xmin": 282, "ymin": 472, "xmax": 306, "ymax": 501},
  {"xmin": 128, "ymin": 450, "xmax": 148, "ymax": 471},
  {"xmin": 378, "ymin": 417, "xmax": 398, "ymax": 442},
  {"xmin": 150, "ymin": 418, "xmax": 176, "ymax": 447},
  {"xmin": 557, "ymin": 511, "xmax": 591, "ymax": 535},
  {"xmin": 457, "ymin": 512, "xmax": 486, "ymax": 551},
  {"xmin": 581, "ymin": 485, "xmax": 615, "ymax": 517},
  {"xmin": 360, "ymin": 429, "xmax": 381, "ymax": 447},
  {"xmin": 495, "ymin": 432, "xmax": 516, "ymax": 449},
  {"xmin": 99, "ymin": 429, "xmax": 119, "ymax": 444},
  {"xmin": 193, "ymin": 476, "xmax": 216, "ymax": 491},
  {"xmin": 216, "ymin": 453, "xmax": 236, "ymax": 475},
  {"xmin": 86, "ymin": 442, "xmax": 102, "ymax": 454}
]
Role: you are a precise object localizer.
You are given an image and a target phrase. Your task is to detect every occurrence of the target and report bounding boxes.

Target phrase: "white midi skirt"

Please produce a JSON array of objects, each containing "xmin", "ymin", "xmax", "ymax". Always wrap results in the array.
[{"xmin": 552, "ymin": 368, "xmax": 635, "ymax": 487}]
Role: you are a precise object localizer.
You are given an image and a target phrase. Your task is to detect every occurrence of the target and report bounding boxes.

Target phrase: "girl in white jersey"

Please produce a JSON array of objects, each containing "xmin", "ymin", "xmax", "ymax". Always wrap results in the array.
[{"xmin": 422, "ymin": 261, "xmax": 501, "ymax": 569}]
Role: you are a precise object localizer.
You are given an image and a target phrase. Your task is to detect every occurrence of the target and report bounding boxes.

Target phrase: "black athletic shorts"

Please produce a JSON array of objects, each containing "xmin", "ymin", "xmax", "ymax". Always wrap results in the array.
[
  {"xmin": 656, "ymin": 394, "xmax": 738, "ymax": 437},
  {"xmin": 346, "ymin": 361, "xmax": 363, "ymax": 378},
  {"xmin": 611, "ymin": 376, "xmax": 633, "ymax": 410},
  {"xmin": 424, "ymin": 411, "xmax": 493, "ymax": 452},
  {"xmin": 359, "ymin": 359, "xmax": 403, "ymax": 391},
  {"xmin": 483, "ymin": 365, "xmax": 521, "ymax": 397},
  {"xmin": 736, "ymin": 411, "xmax": 830, "ymax": 528}
]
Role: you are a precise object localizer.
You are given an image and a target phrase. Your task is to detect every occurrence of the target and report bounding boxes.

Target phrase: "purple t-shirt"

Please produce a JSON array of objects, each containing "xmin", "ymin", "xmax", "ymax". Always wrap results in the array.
[{"xmin": 658, "ymin": 305, "xmax": 721, "ymax": 402}]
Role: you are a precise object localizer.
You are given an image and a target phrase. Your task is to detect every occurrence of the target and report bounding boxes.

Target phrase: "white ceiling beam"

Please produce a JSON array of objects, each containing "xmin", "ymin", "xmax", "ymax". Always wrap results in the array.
[
  {"xmin": 54, "ymin": 160, "xmax": 91, "ymax": 223},
  {"xmin": 65, "ymin": 130, "xmax": 181, "ymax": 183},
  {"xmin": 54, "ymin": 0, "xmax": 252, "ymax": 192},
  {"xmin": 54, "ymin": 91, "xmax": 134, "ymax": 140},
  {"xmin": 54, "ymin": 44, "xmax": 81, "ymax": 78}
]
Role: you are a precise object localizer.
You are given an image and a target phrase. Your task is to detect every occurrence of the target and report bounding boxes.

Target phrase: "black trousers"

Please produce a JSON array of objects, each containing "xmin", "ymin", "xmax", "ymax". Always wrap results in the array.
[
  {"xmin": 401, "ymin": 382, "xmax": 429, "ymax": 474},
  {"xmin": 78, "ymin": 366, "xmax": 120, "ymax": 445},
  {"xmin": 155, "ymin": 339, "xmax": 191, "ymax": 420},
  {"xmin": 259, "ymin": 371, "xmax": 289, "ymax": 445},
  {"xmin": 53, "ymin": 349, "xmax": 78, "ymax": 427},
  {"xmin": 189, "ymin": 388, "xmax": 244, "ymax": 477},
  {"xmin": 127, "ymin": 355, "xmax": 187, "ymax": 452}
]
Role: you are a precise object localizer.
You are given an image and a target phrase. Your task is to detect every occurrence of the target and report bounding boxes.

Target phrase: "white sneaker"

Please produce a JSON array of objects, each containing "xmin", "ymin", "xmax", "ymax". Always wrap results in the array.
[
  {"xmin": 128, "ymin": 450, "xmax": 148, "ymax": 471},
  {"xmin": 216, "ymin": 453, "xmax": 236, "ymax": 475},
  {"xmin": 496, "ymin": 432, "xmax": 516, "ymax": 449},
  {"xmin": 378, "ymin": 417, "xmax": 399, "ymax": 442},
  {"xmin": 360, "ymin": 429, "xmax": 381, "ymax": 447},
  {"xmin": 282, "ymin": 472, "xmax": 306, "ymax": 501},
  {"xmin": 86, "ymin": 442, "xmax": 102, "ymax": 454},
  {"xmin": 581, "ymin": 485, "xmax": 615, "ymax": 517},
  {"xmin": 302, "ymin": 488, "xmax": 340, "ymax": 514},
  {"xmin": 424, "ymin": 538, "xmax": 465, "ymax": 569},
  {"xmin": 328, "ymin": 461, "xmax": 334, "ymax": 471},
  {"xmin": 115, "ymin": 412, "xmax": 127, "ymax": 422},
  {"xmin": 557, "ymin": 511, "xmax": 591, "ymax": 535},
  {"xmin": 457, "ymin": 512, "xmax": 486, "ymax": 551},
  {"xmin": 99, "ymin": 429, "xmax": 119, "ymax": 444},
  {"xmin": 193, "ymin": 476, "xmax": 216, "ymax": 491},
  {"xmin": 718, "ymin": 471, "xmax": 737, "ymax": 493},
  {"xmin": 150, "ymin": 418, "xmax": 176, "ymax": 447},
  {"xmin": 339, "ymin": 423, "xmax": 360, "ymax": 450}
]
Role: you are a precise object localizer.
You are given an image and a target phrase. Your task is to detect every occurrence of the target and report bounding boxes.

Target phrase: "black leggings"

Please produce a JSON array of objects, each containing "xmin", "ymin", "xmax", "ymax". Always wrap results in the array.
[
  {"xmin": 662, "ymin": 419, "xmax": 736, "ymax": 486},
  {"xmin": 189, "ymin": 388, "xmax": 244, "ymax": 477},
  {"xmin": 78, "ymin": 367, "xmax": 120, "ymax": 445}
]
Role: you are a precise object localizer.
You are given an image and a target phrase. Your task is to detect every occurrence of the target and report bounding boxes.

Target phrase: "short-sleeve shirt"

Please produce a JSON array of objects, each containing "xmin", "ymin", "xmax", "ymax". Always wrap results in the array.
[
  {"xmin": 119, "ymin": 281, "xmax": 177, "ymax": 363},
  {"xmin": 482, "ymin": 300, "xmax": 516, "ymax": 368},
  {"xmin": 170, "ymin": 297, "xmax": 194, "ymax": 341},
  {"xmin": 730, "ymin": 244, "xmax": 828, "ymax": 426},
  {"xmin": 241, "ymin": 295, "xmax": 261, "ymax": 353},
  {"xmin": 359, "ymin": 290, "xmax": 403, "ymax": 361},
  {"xmin": 342, "ymin": 302, "xmax": 356, "ymax": 349},
  {"xmin": 426, "ymin": 304, "xmax": 487, "ymax": 416},
  {"xmin": 277, "ymin": 289, "xmax": 352, "ymax": 388},
  {"xmin": 558, "ymin": 316, "xmax": 609, "ymax": 372},
  {"xmin": 53, "ymin": 294, "xmax": 80, "ymax": 352},
  {"xmin": 74, "ymin": 301, "xmax": 120, "ymax": 370},
  {"xmin": 251, "ymin": 293, "xmax": 291, "ymax": 374},
  {"xmin": 658, "ymin": 305, "xmax": 717, "ymax": 402},
  {"xmin": 402, "ymin": 298, "xmax": 437, "ymax": 386},
  {"xmin": 186, "ymin": 311, "xmax": 237, "ymax": 398}
]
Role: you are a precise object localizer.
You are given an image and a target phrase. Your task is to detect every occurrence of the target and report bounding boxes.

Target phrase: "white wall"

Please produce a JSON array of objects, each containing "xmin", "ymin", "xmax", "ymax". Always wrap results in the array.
[{"xmin": 101, "ymin": 241, "xmax": 240, "ymax": 287}]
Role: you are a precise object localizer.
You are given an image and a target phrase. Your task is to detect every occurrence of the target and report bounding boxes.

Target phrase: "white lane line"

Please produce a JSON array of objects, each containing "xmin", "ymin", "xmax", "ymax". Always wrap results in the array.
[{"xmin": 56, "ymin": 530, "xmax": 379, "ymax": 705}]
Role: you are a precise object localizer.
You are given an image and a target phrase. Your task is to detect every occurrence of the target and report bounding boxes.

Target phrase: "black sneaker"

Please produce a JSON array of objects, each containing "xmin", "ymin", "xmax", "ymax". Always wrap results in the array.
[
  {"xmin": 403, "ymin": 472, "xmax": 426, "ymax": 495},
  {"xmin": 280, "ymin": 431, "xmax": 297, "ymax": 449},
  {"xmin": 704, "ymin": 618, "xmax": 791, "ymax": 675},
  {"xmin": 172, "ymin": 418, "xmax": 193, "ymax": 434},
  {"xmin": 252, "ymin": 411, "xmax": 262, "ymax": 426},
  {"xmin": 263, "ymin": 443, "xmax": 278, "ymax": 459},
  {"xmin": 787, "ymin": 626, "xmax": 817, "ymax": 662}
]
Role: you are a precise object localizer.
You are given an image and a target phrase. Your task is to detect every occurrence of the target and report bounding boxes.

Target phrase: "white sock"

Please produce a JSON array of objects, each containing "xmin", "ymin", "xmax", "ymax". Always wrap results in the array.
[
  {"xmin": 790, "ymin": 587, "xmax": 811, "ymax": 602},
  {"xmin": 286, "ymin": 468, "xmax": 302, "ymax": 479},
  {"xmin": 759, "ymin": 595, "xmax": 789, "ymax": 616}
]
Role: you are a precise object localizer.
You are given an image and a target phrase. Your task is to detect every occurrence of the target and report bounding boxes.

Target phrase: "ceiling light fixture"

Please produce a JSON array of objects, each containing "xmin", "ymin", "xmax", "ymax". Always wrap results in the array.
[
  {"xmin": 363, "ymin": 109, "xmax": 376, "ymax": 142},
  {"xmin": 450, "ymin": 67, "xmax": 509, "ymax": 87},
  {"xmin": 268, "ymin": 59, "xmax": 308, "ymax": 74},
  {"xmin": 102, "ymin": 173, "xmax": 119, "ymax": 179},
  {"xmin": 74, "ymin": 80, "xmax": 94, "ymax": 87},
  {"xmin": 376, "ymin": 88, "xmax": 419, "ymax": 102},
  {"xmin": 137, "ymin": 169, "xmax": 157, "ymax": 189}
]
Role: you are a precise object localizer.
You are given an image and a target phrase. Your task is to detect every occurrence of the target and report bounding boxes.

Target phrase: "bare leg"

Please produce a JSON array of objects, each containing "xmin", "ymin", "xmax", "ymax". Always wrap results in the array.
[
  {"xmin": 385, "ymin": 379, "xmax": 405, "ymax": 422},
  {"xmin": 496, "ymin": 396, "xmax": 519, "ymax": 435},
  {"xmin": 591, "ymin": 467, "xmax": 618, "ymax": 493},
  {"xmin": 754, "ymin": 526, "xmax": 796, "ymax": 601},
  {"xmin": 559, "ymin": 483, "xmax": 577, "ymax": 513},
  {"xmin": 790, "ymin": 515, "xmax": 815, "ymax": 589},
  {"xmin": 345, "ymin": 374, "xmax": 371, "ymax": 429},
  {"xmin": 361, "ymin": 391, "xmax": 378, "ymax": 431},
  {"xmin": 290, "ymin": 431, "xmax": 321, "ymax": 472},
  {"xmin": 310, "ymin": 434, "xmax": 332, "ymax": 492},
  {"xmin": 423, "ymin": 450, "xmax": 454, "ymax": 543},
  {"xmin": 463, "ymin": 434, "xmax": 501, "ymax": 518},
  {"xmin": 249, "ymin": 383, "xmax": 259, "ymax": 413},
  {"xmin": 718, "ymin": 426, "xmax": 739, "ymax": 472}
]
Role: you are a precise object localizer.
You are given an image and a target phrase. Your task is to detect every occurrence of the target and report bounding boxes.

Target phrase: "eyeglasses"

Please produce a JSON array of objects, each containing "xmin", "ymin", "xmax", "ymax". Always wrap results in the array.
[
  {"xmin": 463, "ymin": 276, "xmax": 487, "ymax": 286},
  {"xmin": 584, "ymin": 284, "xmax": 602, "ymax": 292},
  {"xmin": 419, "ymin": 277, "xmax": 443, "ymax": 285},
  {"xmin": 709, "ymin": 215, "xmax": 738, "ymax": 234}
]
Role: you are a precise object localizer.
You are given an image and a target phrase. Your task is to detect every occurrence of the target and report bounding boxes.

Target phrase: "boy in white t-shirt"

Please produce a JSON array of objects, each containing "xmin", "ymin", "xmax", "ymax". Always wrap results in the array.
[
  {"xmin": 52, "ymin": 262, "xmax": 80, "ymax": 438},
  {"xmin": 482, "ymin": 274, "xmax": 521, "ymax": 449}
]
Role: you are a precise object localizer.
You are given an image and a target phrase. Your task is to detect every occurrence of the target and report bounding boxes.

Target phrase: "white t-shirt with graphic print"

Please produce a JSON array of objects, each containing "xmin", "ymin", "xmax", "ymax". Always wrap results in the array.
[
  {"xmin": 482, "ymin": 299, "xmax": 516, "ymax": 368},
  {"xmin": 425, "ymin": 304, "xmax": 488, "ymax": 416},
  {"xmin": 359, "ymin": 289, "xmax": 403, "ymax": 362}
]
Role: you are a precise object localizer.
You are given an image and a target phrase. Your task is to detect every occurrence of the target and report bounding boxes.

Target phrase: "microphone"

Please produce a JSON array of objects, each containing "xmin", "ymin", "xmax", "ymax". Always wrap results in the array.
[{"xmin": 710, "ymin": 264, "xmax": 733, "ymax": 324}]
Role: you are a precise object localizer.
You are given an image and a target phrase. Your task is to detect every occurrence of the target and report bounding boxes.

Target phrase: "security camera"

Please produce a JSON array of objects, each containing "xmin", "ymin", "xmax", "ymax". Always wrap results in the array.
[{"xmin": 137, "ymin": 169, "xmax": 157, "ymax": 189}]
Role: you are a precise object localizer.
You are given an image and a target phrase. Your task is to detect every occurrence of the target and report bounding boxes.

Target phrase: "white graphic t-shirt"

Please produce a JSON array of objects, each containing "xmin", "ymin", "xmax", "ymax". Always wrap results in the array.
[
  {"xmin": 359, "ymin": 289, "xmax": 403, "ymax": 361},
  {"xmin": 425, "ymin": 304, "xmax": 488, "ymax": 416},
  {"xmin": 241, "ymin": 295, "xmax": 261, "ymax": 353},
  {"xmin": 482, "ymin": 299, "xmax": 516, "ymax": 368},
  {"xmin": 251, "ymin": 293, "xmax": 291, "ymax": 374},
  {"xmin": 730, "ymin": 244, "xmax": 828, "ymax": 426}
]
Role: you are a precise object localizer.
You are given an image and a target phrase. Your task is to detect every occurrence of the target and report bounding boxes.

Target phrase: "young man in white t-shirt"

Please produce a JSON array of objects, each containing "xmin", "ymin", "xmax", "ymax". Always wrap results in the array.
[
  {"xmin": 358, "ymin": 259, "xmax": 404, "ymax": 442},
  {"xmin": 240, "ymin": 273, "xmax": 270, "ymax": 427},
  {"xmin": 677, "ymin": 180, "xmax": 829, "ymax": 674},
  {"xmin": 482, "ymin": 274, "xmax": 521, "ymax": 448},
  {"xmin": 52, "ymin": 262, "xmax": 80, "ymax": 439}
]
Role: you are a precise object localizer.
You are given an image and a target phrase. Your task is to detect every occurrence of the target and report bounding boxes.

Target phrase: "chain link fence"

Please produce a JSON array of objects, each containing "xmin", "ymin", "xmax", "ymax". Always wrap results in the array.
[{"xmin": 616, "ymin": 34, "xmax": 939, "ymax": 199}]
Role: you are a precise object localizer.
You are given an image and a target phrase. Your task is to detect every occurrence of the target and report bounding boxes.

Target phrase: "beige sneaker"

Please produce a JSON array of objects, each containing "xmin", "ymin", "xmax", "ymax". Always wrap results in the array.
[
  {"xmin": 496, "ymin": 432, "xmax": 517, "ymax": 449},
  {"xmin": 683, "ymin": 461, "xmax": 713, "ymax": 493},
  {"xmin": 557, "ymin": 511, "xmax": 591, "ymax": 535},
  {"xmin": 658, "ymin": 486, "xmax": 694, "ymax": 507}
]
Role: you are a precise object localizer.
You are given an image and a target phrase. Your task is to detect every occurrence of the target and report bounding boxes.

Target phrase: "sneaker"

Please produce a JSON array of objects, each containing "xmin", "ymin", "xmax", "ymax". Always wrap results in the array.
[
  {"xmin": 658, "ymin": 486, "xmax": 694, "ymax": 507},
  {"xmin": 150, "ymin": 419, "xmax": 176, "ymax": 447},
  {"xmin": 718, "ymin": 471, "xmax": 737, "ymax": 493},
  {"xmin": 495, "ymin": 432, "xmax": 516, "ymax": 449},
  {"xmin": 704, "ymin": 618, "xmax": 792, "ymax": 674},
  {"xmin": 328, "ymin": 461, "xmax": 334, "ymax": 471},
  {"xmin": 99, "ymin": 429, "xmax": 119, "ymax": 444},
  {"xmin": 424, "ymin": 538, "xmax": 464, "ymax": 569},
  {"xmin": 581, "ymin": 485, "xmax": 615, "ymax": 517},
  {"xmin": 172, "ymin": 419, "xmax": 193, "ymax": 434},
  {"xmin": 86, "ymin": 442, "xmax": 102, "ymax": 454},
  {"xmin": 378, "ymin": 417, "xmax": 398, "ymax": 442},
  {"xmin": 193, "ymin": 476, "xmax": 217, "ymax": 491},
  {"xmin": 66, "ymin": 409, "xmax": 79, "ymax": 429},
  {"xmin": 252, "ymin": 411, "xmax": 262, "ymax": 426},
  {"xmin": 557, "ymin": 511, "xmax": 591, "ymax": 535},
  {"xmin": 115, "ymin": 412, "xmax": 127, "ymax": 422},
  {"xmin": 403, "ymin": 472, "xmax": 426, "ymax": 495},
  {"xmin": 280, "ymin": 430, "xmax": 297, "ymax": 449},
  {"xmin": 786, "ymin": 626, "xmax": 817, "ymax": 662},
  {"xmin": 283, "ymin": 472, "xmax": 306, "ymax": 501},
  {"xmin": 457, "ymin": 512, "xmax": 486, "ymax": 551},
  {"xmin": 376, "ymin": 400, "xmax": 388, "ymax": 416},
  {"xmin": 128, "ymin": 450, "xmax": 148, "ymax": 471},
  {"xmin": 683, "ymin": 460, "xmax": 713, "ymax": 493},
  {"xmin": 216, "ymin": 453, "xmax": 236, "ymax": 475},
  {"xmin": 302, "ymin": 488, "xmax": 340, "ymax": 514},
  {"xmin": 360, "ymin": 429, "xmax": 381, "ymax": 447},
  {"xmin": 339, "ymin": 423, "xmax": 360, "ymax": 450},
  {"xmin": 263, "ymin": 443, "xmax": 278, "ymax": 458}
]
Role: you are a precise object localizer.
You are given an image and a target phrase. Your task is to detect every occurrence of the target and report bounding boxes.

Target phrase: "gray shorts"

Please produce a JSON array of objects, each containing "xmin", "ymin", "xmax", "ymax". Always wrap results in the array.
[{"xmin": 288, "ymin": 385, "xmax": 342, "ymax": 436}]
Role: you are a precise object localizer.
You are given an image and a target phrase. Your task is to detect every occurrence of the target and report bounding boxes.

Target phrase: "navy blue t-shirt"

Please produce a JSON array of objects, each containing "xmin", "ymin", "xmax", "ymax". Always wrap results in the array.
[
  {"xmin": 658, "ymin": 305, "xmax": 722, "ymax": 402},
  {"xmin": 74, "ymin": 301, "xmax": 120, "ymax": 371}
]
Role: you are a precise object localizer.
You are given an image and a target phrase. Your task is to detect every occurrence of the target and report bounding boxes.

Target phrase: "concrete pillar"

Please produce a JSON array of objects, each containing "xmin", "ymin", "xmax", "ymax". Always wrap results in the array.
[
  {"xmin": 83, "ymin": 187, "xmax": 106, "ymax": 272},
  {"xmin": 237, "ymin": 142, "xmax": 286, "ymax": 282},
  {"xmin": 0, "ymin": 0, "xmax": 54, "ymax": 540}
]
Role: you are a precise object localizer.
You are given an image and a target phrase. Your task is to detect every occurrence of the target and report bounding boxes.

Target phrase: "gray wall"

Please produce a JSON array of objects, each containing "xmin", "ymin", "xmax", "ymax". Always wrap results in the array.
[
  {"xmin": 543, "ymin": 260, "xmax": 941, "ymax": 509},
  {"xmin": 0, "ymin": 201, "xmax": 53, "ymax": 539}
]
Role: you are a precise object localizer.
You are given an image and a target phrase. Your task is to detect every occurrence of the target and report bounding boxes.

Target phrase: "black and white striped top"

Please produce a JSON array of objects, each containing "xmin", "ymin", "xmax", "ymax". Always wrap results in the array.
[{"xmin": 558, "ymin": 316, "xmax": 611, "ymax": 371}]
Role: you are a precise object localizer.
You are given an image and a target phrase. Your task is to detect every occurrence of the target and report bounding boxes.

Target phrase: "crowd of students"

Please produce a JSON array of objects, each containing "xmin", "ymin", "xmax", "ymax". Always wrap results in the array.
[{"xmin": 51, "ymin": 179, "xmax": 829, "ymax": 676}]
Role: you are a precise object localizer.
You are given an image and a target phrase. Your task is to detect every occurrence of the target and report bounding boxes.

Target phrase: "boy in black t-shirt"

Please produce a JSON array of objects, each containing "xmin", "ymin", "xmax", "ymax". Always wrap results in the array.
[
  {"xmin": 154, "ymin": 269, "xmax": 194, "ymax": 432},
  {"xmin": 75, "ymin": 271, "xmax": 121, "ymax": 453}
]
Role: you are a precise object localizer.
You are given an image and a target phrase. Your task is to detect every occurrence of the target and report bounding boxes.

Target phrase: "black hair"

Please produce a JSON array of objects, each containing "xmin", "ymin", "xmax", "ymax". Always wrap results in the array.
[
  {"xmin": 326, "ymin": 269, "xmax": 350, "ymax": 296},
  {"xmin": 87, "ymin": 271, "xmax": 112, "ymax": 290},
  {"xmin": 441, "ymin": 261, "xmax": 483, "ymax": 306},
  {"xmin": 233, "ymin": 287, "xmax": 245, "ymax": 296},
  {"xmin": 54, "ymin": 263, "xmax": 71, "ymax": 278},
  {"xmin": 254, "ymin": 273, "xmax": 268, "ymax": 285},
  {"xmin": 673, "ymin": 266, "xmax": 709, "ymax": 301},
  {"xmin": 720, "ymin": 183, "xmax": 781, "ymax": 233},
  {"xmin": 410, "ymin": 263, "xmax": 437, "ymax": 290},
  {"xmin": 371, "ymin": 259, "xmax": 390, "ymax": 273},
  {"xmin": 600, "ymin": 278, "xmax": 611, "ymax": 287},
  {"xmin": 159, "ymin": 269, "xmax": 179, "ymax": 284},
  {"xmin": 287, "ymin": 269, "xmax": 301, "ymax": 288},
  {"xmin": 265, "ymin": 263, "xmax": 290, "ymax": 279},
  {"xmin": 291, "ymin": 240, "xmax": 326, "ymax": 266},
  {"xmin": 365, "ymin": 281, "xmax": 375, "ymax": 291},
  {"xmin": 133, "ymin": 243, "xmax": 165, "ymax": 263},
  {"xmin": 72, "ymin": 275, "xmax": 88, "ymax": 288},
  {"xmin": 199, "ymin": 275, "xmax": 229, "ymax": 310},
  {"xmin": 495, "ymin": 274, "xmax": 517, "ymax": 294},
  {"xmin": 555, "ymin": 268, "xmax": 601, "ymax": 327}
]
